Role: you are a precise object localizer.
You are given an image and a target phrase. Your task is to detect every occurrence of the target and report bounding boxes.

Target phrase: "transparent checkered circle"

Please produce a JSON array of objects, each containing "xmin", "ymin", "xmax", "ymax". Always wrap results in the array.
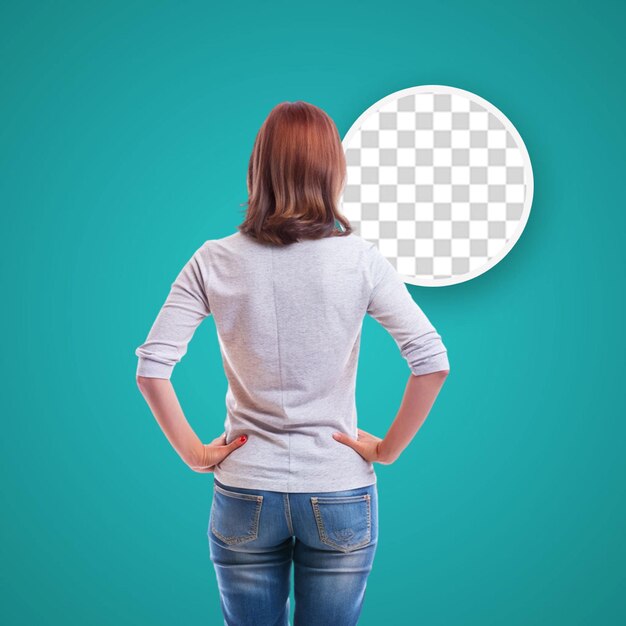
[{"xmin": 340, "ymin": 85, "xmax": 534, "ymax": 286}]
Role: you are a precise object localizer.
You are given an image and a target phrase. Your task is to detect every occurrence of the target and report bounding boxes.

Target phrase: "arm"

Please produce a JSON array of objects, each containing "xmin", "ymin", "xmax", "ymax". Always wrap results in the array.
[
  {"xmin": 334, "ymin": 243, "xmax": 451, "ymax": 463},
  {"xmin": 136, "ymin": 377, "xmax": 248, "ymax": 470},
  {"xmin": 136, "ymin": 376, "xmax": 209, "ymax": 469},
  {"xmin": 365, "ymin": 245, "xmax": 451, "ymax": 463},
  {"xmin": 377, "ymin": 369, "xmax": 449, "ymax": 464},
  {"xmin": 134, "ymin": 244, "xmax": 211, "ymax": 380},
  {"xmin": 134, "ymin": 243, "xmax": 248, "ymax": 469}
]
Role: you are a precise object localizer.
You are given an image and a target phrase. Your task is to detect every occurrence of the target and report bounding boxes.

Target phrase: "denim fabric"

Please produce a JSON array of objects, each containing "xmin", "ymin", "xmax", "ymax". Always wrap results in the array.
[{"xmin": 208, "ymin": 477, "xmax": 379, "ymax": 626}]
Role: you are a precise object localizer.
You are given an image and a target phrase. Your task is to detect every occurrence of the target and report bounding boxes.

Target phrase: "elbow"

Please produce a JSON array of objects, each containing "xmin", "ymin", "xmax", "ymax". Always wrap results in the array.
[
  {"xmin": 136, "ymin": 375, "xmax": 155, "ymax": 393},
  {"xmin": 136, "ymin": 374, "xmax": 170, "ymax": 391},
  {"xmin": 411, "ymin": 368, "xmax": 450, "ymax": 379},
  {"xmin": 407, "ymin": 349, "xmax": 450, "ymax": 378},
  {"xmin": 432, "ymin": 367, "xmax": 450, "ymax": 380},
  {"xmin": 136, "ymin": 356, "xmax": 174, "ymax": 380}
]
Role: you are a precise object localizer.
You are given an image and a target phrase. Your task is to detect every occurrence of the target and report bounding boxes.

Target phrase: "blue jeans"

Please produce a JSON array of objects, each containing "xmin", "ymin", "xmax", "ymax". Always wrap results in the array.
[{"xmin": 208, "ymin": 477, "xmax": 379, "ymax": 626}]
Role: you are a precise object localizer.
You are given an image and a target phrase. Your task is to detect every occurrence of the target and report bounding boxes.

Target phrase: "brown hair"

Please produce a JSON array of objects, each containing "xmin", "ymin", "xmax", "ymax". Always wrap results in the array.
[{"xmin": 237, "ymin": 101, "xmax": 352, "ymax": 246}]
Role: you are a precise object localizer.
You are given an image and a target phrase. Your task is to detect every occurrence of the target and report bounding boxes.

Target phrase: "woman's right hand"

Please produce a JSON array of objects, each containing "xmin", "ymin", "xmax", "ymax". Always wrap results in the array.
[{"xmin": 332, "ymin": 428, "xmax": 394, "ymax": 465}]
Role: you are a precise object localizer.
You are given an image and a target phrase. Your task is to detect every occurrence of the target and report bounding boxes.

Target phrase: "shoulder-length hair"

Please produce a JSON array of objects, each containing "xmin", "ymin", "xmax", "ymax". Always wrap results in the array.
[{"xmin": 237, "ymin": 101, "xmax": 352, "ymax": 246}]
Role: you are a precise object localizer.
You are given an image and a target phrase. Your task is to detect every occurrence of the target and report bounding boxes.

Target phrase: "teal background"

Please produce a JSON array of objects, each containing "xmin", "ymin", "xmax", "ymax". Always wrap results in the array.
[{"xmin": 2, "ymin": 1, "xmax": 624, "ymax": 624}]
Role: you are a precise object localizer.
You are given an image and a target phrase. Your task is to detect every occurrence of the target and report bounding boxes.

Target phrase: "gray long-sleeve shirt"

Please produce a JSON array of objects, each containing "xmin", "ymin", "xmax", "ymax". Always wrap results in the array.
[{"xmin": 135, "ymin": 231, "xmax": 450, "ymax": 492}]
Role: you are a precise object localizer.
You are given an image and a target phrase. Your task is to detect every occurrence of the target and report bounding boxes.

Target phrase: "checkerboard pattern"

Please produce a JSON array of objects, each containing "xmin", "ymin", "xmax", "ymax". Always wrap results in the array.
[{"xmin": 341, "ymin": 88, "xmax": 531, "ymax": 284}]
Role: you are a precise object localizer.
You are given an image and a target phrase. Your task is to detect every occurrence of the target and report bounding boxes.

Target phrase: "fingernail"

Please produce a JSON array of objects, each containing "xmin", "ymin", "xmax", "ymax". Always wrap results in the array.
[{"xmin": 239, "ymin": 435, "xmax": 247, "ymax": 443}]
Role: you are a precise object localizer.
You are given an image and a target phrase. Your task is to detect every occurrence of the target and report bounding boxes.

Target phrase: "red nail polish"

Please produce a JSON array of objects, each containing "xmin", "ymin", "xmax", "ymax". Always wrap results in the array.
[{"xmin": 240, "ymin": 435, "xmax": 247, "ymax": 443}]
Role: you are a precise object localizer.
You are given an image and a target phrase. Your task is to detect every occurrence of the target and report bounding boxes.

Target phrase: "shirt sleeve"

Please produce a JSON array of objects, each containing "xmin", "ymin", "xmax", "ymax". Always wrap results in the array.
[
  {"xmin": 365, "ymin": 243, "xmax": 450, "ymax": 376},
  {"xmin": 135, "ymin": 243, "xmax": 211, "ymax": 379}
]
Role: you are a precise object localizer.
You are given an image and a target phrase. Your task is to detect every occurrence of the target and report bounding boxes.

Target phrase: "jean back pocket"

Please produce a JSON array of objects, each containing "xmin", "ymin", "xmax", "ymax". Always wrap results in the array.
[
  {"xmin": 311, "ymin": 493, "xmax": 372, "ymax": 553},
  {"xmin": 210, "ymin": 483, "xmax": 263, "ymax": 546}
]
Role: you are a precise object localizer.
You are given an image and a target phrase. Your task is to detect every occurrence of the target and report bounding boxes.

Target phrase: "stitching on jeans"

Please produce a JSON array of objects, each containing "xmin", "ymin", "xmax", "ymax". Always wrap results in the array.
[
  {"xmin": 210, "ymin": 488, "xmax": 264, "ymax": 546},
  {"xmin": 310, "ymin": 494, "xmax": 371, "ymax": 553},
  {"xmin": 214, "ymin": 483, "xmax": 263, "ymax": 502},
  {"xmin": 283, "ymin": 493, "xmax": 294, "ymax": 535},
  {"xmin": 313, "ymin": 494, "xmax": 370, "ymax": 504},
  {"xmin": 211, "ymin": 498, "xmax": 262, "ymax": 546}
]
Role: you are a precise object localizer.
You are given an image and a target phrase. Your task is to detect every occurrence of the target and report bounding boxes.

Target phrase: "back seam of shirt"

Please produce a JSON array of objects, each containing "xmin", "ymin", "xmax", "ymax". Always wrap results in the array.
[{"xmin": 270, "ymin": 243, "xmax": 290, "ymax": 491}]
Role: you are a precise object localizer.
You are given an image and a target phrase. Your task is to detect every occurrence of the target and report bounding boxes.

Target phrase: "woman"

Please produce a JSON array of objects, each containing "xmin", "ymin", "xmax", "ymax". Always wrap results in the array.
[{"xmin": 135, "ymin": 101, "xmax": 450, "ymax": 625}]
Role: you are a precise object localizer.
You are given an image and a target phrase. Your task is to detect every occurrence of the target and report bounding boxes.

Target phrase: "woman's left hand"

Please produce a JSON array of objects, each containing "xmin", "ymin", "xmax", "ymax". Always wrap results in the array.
[{"xmin": 188, "ymin": 432, "xmax": 248, "ymax": 473}]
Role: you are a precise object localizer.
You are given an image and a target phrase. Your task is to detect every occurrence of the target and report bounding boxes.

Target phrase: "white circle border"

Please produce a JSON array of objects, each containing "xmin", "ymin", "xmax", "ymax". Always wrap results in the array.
[{"xmin": 341, "ymin": 84, "xmax": 534, "ymax": 287}]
